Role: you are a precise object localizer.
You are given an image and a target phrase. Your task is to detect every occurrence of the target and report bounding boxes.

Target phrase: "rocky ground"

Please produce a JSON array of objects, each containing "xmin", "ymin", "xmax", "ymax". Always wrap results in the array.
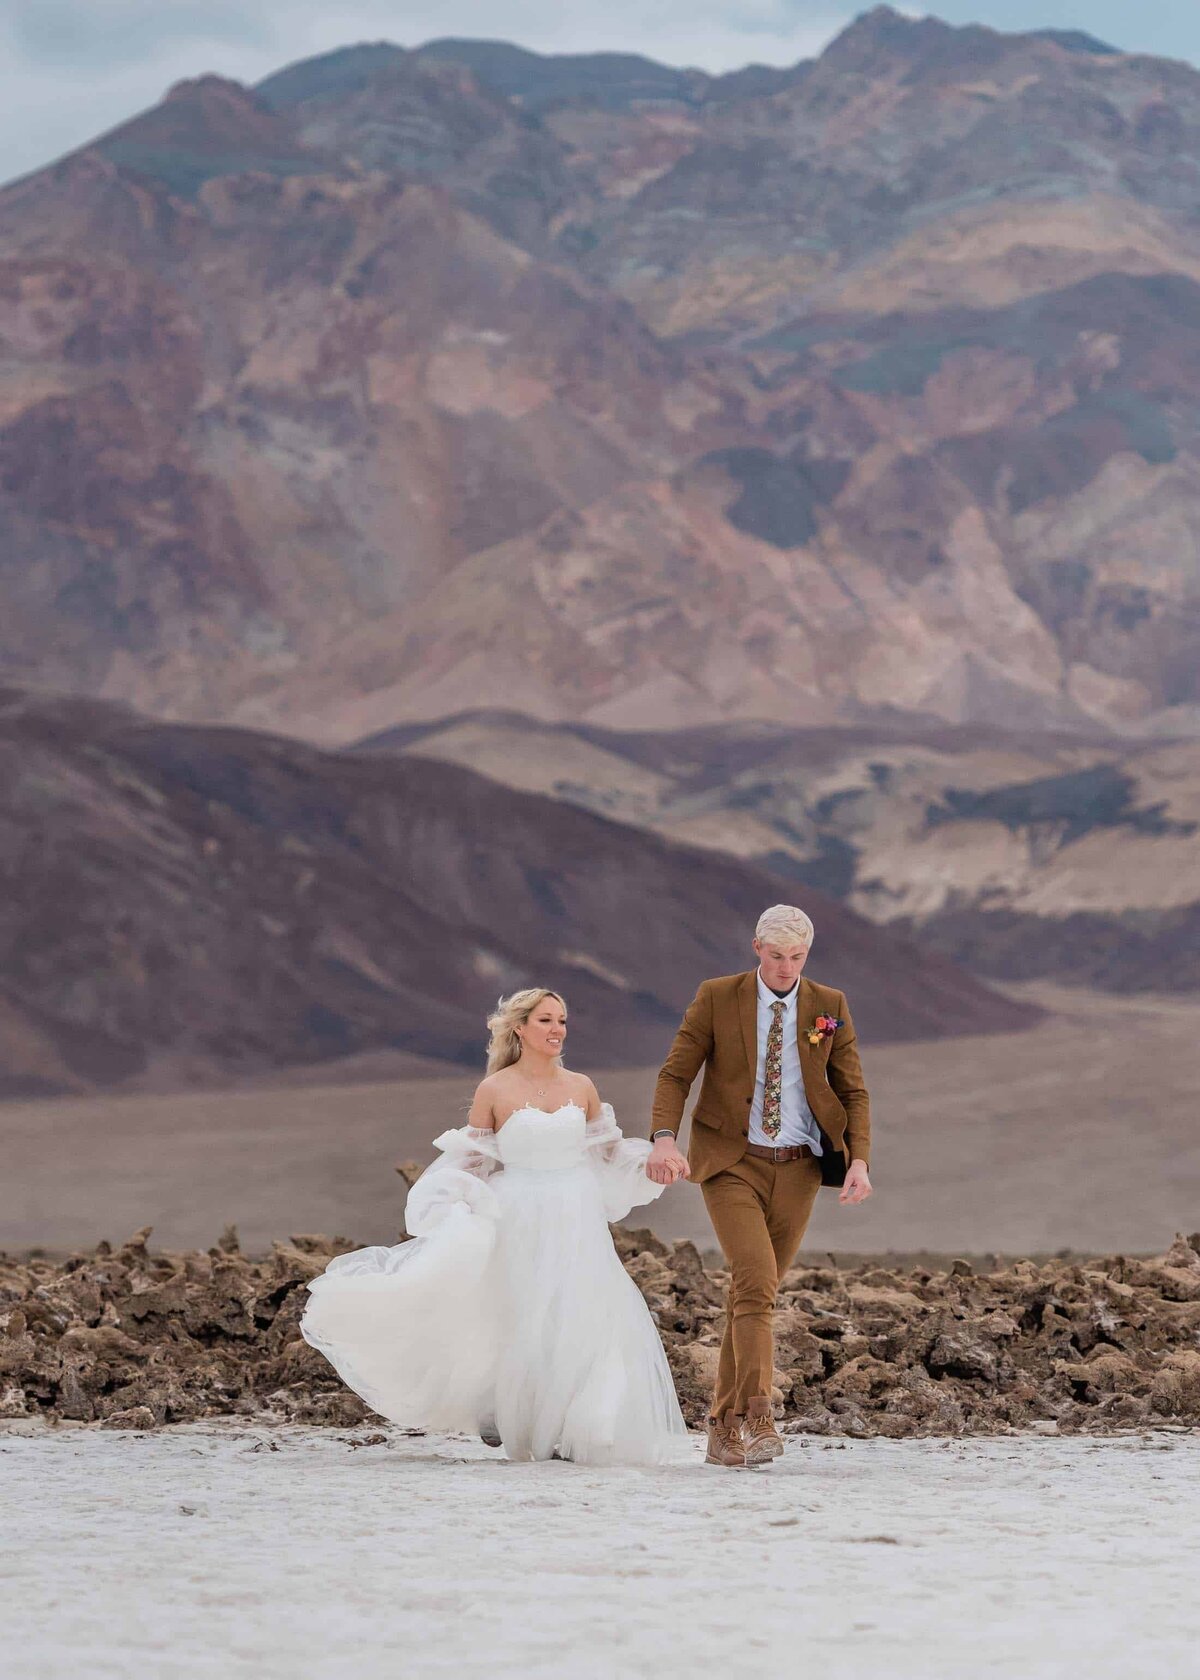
[{"xmin": 4, "ymin": 1223, "xmax": 1199, "ymax": 1437}]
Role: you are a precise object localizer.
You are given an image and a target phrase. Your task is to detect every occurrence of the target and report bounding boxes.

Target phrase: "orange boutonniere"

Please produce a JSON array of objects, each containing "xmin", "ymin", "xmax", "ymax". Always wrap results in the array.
[{"xmin": 805, "ymin": 1014, "xmax": 843, "ymax": 1046}]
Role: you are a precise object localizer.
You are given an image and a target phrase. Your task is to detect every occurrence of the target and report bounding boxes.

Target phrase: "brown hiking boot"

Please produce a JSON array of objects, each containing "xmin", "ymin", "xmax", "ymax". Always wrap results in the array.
[
  {"xmin": 705, "ymin": 1409, "xmax": 748, "ymax": 1468},
  {"xmin": 743, "ymin": 1396, "xmax": 784, "ymax": 1465}
]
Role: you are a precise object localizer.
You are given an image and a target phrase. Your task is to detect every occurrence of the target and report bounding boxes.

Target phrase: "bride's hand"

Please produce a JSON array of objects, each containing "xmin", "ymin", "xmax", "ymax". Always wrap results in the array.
[{"xmin": 647, "ymin": 1137, "xmax": 690, "ymax": 1185}]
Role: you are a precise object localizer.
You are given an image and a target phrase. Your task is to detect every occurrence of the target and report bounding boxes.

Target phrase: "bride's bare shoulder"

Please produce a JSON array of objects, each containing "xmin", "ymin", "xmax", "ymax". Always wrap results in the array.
[
  {"xmin": 478, "ymin": 1067, "xmax": 522, "ymax": 1101},
  {"xmin": 473, "ymin": 1066, "xmax": 534, "ymax": 1122},
  {"xmin": 563, "ymin": 1070, "xmax": 600, "ymax": 1111}
]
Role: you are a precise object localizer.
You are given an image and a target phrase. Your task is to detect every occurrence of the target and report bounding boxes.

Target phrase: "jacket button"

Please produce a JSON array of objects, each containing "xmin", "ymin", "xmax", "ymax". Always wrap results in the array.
[{"xmin": 745, "ymin": 1096, "xmax": 752, "ymax": 1104}]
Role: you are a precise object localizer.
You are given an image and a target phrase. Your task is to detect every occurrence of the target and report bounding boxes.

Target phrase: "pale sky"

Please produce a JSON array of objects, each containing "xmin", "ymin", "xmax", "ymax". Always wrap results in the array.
[{"xmin": 1, "ymin": 2, "xmax": 1197, "ymax": 188}]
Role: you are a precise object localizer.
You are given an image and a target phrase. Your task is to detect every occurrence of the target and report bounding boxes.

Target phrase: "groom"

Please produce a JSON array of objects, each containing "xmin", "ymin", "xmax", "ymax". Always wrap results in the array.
[{"xmin": 647, "ymin": 904, "xmax": 873, "ymax": 1468}]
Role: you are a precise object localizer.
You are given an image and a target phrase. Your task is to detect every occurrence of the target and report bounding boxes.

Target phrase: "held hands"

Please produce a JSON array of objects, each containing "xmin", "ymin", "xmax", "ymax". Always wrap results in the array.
[
  {"xmin": 647, "ymin": 1136, "xmax": 691, "ymax": 1186},
  {"xmin": 839, "ymin": 1159, "xmax": 873, "ymax": 1205}
]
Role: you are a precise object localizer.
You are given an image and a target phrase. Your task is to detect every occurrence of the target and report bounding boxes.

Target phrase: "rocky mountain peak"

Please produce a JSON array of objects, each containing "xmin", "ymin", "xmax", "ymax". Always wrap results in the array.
[
  {"xmin": 255, "ymin": 41, "xmax": 409, "ymax": 111},
  {"xmin": 818, "ymin": 4, "xmax": 1116, "ymax": 78},
  {"xmin": 818, "ymin": 5, "xmax": 951, "ymax": 67},
  {"xmin": 162, "ymin": 73, "xmax": 257, "ymax": 108},
  {"xmin": 412, "ymin": 37, "xmax": 702, "ymax": 111},
  {"xmin": 1028, "ymin": 28, "xmax": 1119, "ymax": 57},
  {"xmin": 81, "ymin": 67, "xmax": 329, "ymax": 198}
]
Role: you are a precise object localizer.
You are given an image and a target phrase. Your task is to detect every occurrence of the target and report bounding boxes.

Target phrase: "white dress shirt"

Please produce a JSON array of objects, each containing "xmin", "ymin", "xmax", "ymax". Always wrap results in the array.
[{"xmin": 747, "ymin": 970, "xmax": 823, "ymax": 1154}]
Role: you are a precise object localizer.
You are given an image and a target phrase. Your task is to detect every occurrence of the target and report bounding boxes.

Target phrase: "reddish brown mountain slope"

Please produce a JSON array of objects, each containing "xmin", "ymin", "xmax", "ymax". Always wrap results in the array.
[
  {"xmin": 0, "ymin": 10, "xmax": 1197, "ymax": 740},
  {"xmin": 0, "ymin": 686, "xmax": 1031, "ymax": 1098}
]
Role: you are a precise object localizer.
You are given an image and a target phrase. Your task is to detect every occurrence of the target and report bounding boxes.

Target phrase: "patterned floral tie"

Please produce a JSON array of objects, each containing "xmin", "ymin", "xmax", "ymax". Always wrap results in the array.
[{"xmin": 761, "ymin": 1000, "xmax": 786, "ymax": 1139}]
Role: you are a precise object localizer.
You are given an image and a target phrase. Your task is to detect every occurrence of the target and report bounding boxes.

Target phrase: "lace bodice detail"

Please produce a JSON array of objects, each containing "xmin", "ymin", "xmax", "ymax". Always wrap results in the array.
[{"xmin": 493, "ymin": 1101, "xmax": 588, "ymax": 1169}]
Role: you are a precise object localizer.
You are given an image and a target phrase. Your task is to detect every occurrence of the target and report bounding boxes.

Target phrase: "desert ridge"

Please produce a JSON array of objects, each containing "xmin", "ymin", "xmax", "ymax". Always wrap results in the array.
[{"xmin": 0, "ymin": 685, "xmax": 1029, "ymax": 1099}]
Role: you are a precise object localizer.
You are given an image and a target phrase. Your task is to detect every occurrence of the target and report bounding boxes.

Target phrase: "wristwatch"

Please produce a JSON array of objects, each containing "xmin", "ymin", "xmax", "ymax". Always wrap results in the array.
[{"xmin": 651, "ymin": 1129, "xmax": 676, "ymax": 1142}]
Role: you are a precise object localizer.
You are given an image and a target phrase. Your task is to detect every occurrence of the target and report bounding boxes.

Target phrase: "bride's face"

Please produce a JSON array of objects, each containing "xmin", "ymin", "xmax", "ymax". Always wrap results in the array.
[{"xmin": 518, "ymin": 998, "xmax": 567, "ymax": 1059}]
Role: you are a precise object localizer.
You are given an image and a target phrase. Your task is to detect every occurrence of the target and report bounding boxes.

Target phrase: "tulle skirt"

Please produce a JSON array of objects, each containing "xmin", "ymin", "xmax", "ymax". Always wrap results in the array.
[{"xmin": 300, "ymin": 1160, "xmax": 689, "ymax": 1466}]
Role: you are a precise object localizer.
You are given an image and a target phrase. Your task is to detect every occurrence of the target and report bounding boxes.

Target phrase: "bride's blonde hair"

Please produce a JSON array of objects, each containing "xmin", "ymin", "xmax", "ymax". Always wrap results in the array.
[{"xmin": 485, "ymin": 988, "xmax": 567, "ymax": 1074}]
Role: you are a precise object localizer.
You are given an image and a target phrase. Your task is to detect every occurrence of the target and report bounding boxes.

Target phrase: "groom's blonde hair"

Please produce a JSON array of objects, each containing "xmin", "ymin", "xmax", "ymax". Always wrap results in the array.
[
  {"xmin": 485, "ymin": 987, "xmax": 567, "ymax": 1074},
  {"xmin": 755, "ymin": 904, "xmax": 814, "ymax": 949}
]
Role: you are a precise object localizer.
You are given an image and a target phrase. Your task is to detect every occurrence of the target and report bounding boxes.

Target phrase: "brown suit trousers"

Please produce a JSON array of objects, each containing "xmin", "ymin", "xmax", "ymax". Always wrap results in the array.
[
  {"xmin": 703, "ymin": 1152, "xmax": 823, "ymax": 1418},
  {"xmin": 651, "ymin": 970, "xmax": 870, "ymax": 1419}
]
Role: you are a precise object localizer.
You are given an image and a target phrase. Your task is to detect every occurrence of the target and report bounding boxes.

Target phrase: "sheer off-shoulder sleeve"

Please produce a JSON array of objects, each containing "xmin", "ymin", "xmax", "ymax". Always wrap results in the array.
[
  {"xmin": 403, "ymin": 1125, "xmax": 504, "ymax": 1238},
  {"xmin": 583, "ymin": 1102, "xmax": 668, "ymax": 1222}
]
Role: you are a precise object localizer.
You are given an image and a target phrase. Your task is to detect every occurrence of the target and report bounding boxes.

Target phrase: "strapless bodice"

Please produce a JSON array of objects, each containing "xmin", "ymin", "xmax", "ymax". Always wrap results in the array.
[{"xmin": 495, "ymin": 1102, "xmax": 589, "ymax": 1170}]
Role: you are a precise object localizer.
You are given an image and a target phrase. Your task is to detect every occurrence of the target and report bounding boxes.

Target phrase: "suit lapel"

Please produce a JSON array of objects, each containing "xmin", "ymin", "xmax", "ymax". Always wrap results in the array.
[
  {"xmin": 737, "ymin": 970, "xmax": 758, "ymax": 1078},
  {"xmin": 795, "ymin": 976, "xmax": 821, "ymax": 1098},
  {"xmin": 794, "ymin": 976, "xmax": 812, "ymax": 1054}
]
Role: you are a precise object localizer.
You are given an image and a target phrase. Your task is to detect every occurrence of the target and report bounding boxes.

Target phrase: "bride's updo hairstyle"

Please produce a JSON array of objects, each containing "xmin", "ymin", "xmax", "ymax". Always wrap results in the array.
[{"xmin": 485, "ymin": 988, "xmax": 568, "ymax": 1074}]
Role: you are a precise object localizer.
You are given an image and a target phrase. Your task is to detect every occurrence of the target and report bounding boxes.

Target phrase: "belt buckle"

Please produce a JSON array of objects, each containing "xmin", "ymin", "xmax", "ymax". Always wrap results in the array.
[{"xmin": 773, "ymin": 1145, "xmax": 787, "ymax": 1162}]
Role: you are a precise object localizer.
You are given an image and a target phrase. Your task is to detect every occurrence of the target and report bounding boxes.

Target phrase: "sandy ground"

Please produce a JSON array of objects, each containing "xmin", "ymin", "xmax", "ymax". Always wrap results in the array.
[
  {"xmin": 4, "ymin": 982, "xmax": 1199, "ymax": 1260},
  {"xmin": 2, "ymin": 1420, "xmax": 1197, "ymax": 1680}
]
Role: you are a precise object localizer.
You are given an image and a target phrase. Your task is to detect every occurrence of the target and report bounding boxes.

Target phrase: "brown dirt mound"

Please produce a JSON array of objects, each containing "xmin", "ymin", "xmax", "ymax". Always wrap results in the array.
[{"xmin": 3, "ymin": 1225, "xmax": 1199, "ymax": 1436}]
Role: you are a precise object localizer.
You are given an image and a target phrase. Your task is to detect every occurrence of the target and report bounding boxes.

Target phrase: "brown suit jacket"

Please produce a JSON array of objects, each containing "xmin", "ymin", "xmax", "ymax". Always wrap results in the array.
[{"xmin": 650, "ymin": 970, "xmax": 871, "ymax": 1185}]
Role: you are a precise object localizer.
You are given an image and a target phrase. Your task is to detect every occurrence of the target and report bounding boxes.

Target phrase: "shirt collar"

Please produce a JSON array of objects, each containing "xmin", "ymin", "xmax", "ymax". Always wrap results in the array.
[{"xmin": 756, "ymin": 969, "xmax": 799, "ymax": 1010}]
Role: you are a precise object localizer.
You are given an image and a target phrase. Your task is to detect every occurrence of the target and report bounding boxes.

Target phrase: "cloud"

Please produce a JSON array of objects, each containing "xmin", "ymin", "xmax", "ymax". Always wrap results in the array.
[{"xmin": 7, "ymin": 1, "xmax": 276, "ymax": 63}]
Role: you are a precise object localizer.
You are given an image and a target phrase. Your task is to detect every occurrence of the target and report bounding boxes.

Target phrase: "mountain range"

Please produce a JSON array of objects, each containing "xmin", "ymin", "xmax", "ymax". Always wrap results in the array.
[
  {"xmin": 0, "ymin": 6, "xmax": 1198, "ymax": 743},
  {"xmin": 359, "ymin": 710, "xmax": 1200, "ymax": 990},
  {"xmin": 0, "ymin": 685, "xmax": 1029, "ymax": 1097},
  {"xmin": 0, "ymin": 9, "xmax": 1196, "ymax": 1092}
]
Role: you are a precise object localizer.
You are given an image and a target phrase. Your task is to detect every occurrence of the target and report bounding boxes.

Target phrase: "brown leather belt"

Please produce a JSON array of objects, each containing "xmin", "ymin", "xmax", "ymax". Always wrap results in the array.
[{"xmin": 744, "ymin": 1142, "xmax": 815, "ymax": 1162}]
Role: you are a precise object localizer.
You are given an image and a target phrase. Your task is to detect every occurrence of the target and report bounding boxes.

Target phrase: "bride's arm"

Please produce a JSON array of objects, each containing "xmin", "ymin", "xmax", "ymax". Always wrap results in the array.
[
  {"xmin": 579, "ymin": 1080, "xmax": 637, "ymax": 1162},
  {"xmin": 404, "ymin": 1083, "xmax": 503, "ymax": 1236},
  {"xmin": 457, "ymin": 1079, "xmax": 500, "ymax": 1170},
  {"xmin": 467, "ymin": 1079, "xmax": 497, "ymax": 1132},
  {"xmin": 419, "ymin": 1078, "xmax": 500, "ymax": 1182},
  {"xmin": 579, "ymin": 1089, "xmax": 671, "ymax": 1216},
  {"xmin": 580, "ymin": 1078, "xmax": 624, "ymax": 1157}
]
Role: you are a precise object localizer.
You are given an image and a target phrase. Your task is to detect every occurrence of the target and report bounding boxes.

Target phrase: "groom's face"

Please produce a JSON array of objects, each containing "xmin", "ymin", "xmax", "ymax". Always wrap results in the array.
[{"xmin": 753, "ymin": 939, "xmax": 810, "ymax": 991}]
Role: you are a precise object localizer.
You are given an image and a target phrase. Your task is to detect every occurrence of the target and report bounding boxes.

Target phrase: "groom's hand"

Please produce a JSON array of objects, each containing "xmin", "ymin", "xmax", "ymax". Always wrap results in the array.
[
  {"xmin": 647, "ymin": 1137, "xmax": 690, "ymax": 1185},
  {"xmin": 839, "ymin": 1160, "xmax": 872, "ymax": 1205}
]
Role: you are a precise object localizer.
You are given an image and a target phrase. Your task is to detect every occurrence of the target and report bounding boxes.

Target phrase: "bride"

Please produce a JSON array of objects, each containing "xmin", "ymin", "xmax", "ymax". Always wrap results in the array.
[{"xmin": 299, "ymin": 987, "xmax": 691, "ymax": 1465}]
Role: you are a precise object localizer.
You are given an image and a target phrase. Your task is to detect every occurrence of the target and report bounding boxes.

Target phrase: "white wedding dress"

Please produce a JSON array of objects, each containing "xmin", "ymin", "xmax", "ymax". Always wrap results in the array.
[{"xmin": 299, "ymin": 1101, "xmax": 690, "ymax": 1465}]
